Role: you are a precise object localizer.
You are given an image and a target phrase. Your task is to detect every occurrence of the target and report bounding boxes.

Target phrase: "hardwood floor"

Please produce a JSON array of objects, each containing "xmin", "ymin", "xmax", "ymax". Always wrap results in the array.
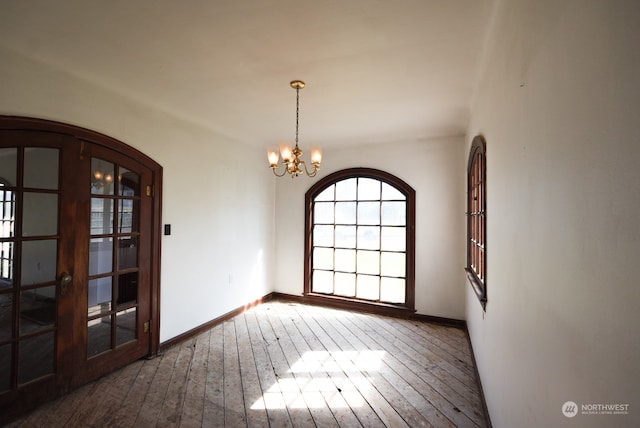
[{"xmin": 7, "ymin": 300, "xmax": 487, "ymax": 427}]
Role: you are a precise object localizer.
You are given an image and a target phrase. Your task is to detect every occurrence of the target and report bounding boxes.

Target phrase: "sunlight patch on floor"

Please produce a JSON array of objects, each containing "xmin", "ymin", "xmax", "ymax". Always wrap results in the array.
[{"xmin": 251, "ymin": 350, "xmax": 386, "ymax": 410}]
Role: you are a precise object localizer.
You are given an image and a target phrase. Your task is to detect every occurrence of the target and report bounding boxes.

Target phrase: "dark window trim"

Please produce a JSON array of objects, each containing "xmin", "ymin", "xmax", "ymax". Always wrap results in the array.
[
  {"xmin": 466, "ymin": 135, "xmax": 487, "ymax": 310},
  {"xmin": 304, "ymin": 167, "xmax": 416, "ymax": 313}
]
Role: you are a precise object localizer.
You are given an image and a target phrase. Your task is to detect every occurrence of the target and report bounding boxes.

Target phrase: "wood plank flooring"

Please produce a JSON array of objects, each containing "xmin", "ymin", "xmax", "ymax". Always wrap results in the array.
[{"xmin": 7, "ymin": 300, "xmax": 487, "ymax": 427}]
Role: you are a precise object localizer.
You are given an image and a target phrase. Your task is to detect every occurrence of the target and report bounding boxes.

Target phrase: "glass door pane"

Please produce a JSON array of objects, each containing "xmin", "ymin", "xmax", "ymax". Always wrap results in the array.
[
  {"xmin": 0, "ymin": 146, "xmax": 62, "ymax": 389},
  {"xmin": 87, "ymin": 158, "xmax": 141, "ymax": 357},
  {"xmin": 17, "ymin": 147, "xmax": 60, "ymax": 385}
]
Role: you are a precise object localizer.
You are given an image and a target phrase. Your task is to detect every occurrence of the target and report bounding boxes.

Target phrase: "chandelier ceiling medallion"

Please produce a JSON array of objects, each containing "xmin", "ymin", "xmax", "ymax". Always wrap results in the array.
[{"xmin": 267, "ymin": 80, "xmax": 322, "ymax": 178}]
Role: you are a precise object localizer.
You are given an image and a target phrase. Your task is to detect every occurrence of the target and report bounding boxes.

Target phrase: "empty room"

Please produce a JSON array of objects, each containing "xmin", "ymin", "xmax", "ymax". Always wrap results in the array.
[{"xmin": 0, "ymin": 0, "xmax": 638, "ymax": 427}]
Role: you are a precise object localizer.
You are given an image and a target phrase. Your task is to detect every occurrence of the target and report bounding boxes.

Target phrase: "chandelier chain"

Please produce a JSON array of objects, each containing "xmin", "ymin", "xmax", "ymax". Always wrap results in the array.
[
  {"xmin": 295, "ymin": 86, "xmax": 300, "ymax": 146},
  {"xmin": 267, "ymin": 79, "xmax": 321, "ymax": 178}
]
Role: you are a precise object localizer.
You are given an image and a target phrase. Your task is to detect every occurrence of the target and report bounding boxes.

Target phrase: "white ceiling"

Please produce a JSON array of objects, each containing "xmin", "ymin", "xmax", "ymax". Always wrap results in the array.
[{"xmin": 0, "ymin": 0, "xmax": 494, "ymax": 148}]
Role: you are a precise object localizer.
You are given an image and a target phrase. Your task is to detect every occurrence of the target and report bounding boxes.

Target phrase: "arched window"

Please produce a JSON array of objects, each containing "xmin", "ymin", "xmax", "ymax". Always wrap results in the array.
[
  {"xmin": 304, "ymin": 168, "xmax": 415, "ymax": 312},
  {"xmin": 466, "ymin": 135, "xmax": 487, "ymax": 309}
]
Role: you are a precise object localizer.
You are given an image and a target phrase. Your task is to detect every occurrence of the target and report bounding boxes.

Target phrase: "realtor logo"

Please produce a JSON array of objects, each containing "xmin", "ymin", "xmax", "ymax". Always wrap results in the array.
[
  {"xmin": 562, "ymin": 401, "xmax": 579, "ymax": 418},
  {"xmin": 562, "ymin": 400, "xmax": 629, "ymax": 417}
]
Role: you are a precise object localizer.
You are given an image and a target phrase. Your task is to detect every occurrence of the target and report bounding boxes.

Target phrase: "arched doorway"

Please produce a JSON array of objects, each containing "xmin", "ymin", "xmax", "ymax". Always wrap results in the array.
[{"xmin": 0, "ymin": 117, "xmax": 162, "ymax": 422}]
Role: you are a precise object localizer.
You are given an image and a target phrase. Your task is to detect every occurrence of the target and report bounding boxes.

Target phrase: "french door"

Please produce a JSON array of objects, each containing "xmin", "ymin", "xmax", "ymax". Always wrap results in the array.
[{"xmin": 0, "ymin": 120, "xmax": 161, "ymax": 422}]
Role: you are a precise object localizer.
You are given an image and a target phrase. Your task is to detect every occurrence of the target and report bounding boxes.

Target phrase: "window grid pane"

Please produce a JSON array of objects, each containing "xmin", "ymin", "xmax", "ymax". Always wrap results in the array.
[
  {"xmin": 381, "ymin": 183, "xmax": 406, "ymax": 201},
  {"xmin": 334, "ymin": 273, "xmax": 356, "ymax": 297},
  {"xmin": 335, "ymin": 225, "xmax": 356, "ymax": 249},
  {"xmin": 357, "ymin": 178, "xmax": 380, "ymax": 200},
  {"xmin": 315, "ymin": 185, "xmax": 335, "ymax": 201},
  {"xmin": 335, "ymin": 178, "xmax": 356, "ymax": 200},
  {"xmin": 313, "ymin": 225, "xmax": 334, "ymax": 247}
]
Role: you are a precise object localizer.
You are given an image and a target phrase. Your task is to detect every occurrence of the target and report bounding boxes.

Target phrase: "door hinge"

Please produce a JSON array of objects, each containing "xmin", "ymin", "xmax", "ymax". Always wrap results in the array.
[
  {"xmin": 146, "ymin": 185, "xmax": 154, "ymax": 197},
  {"xmin": 144, "ymin": 321, "xmax": 151, "ymax": 333}
]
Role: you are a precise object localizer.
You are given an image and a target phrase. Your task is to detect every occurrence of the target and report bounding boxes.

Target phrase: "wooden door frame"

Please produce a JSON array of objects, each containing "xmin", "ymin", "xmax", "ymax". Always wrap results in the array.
[{"xmin": 0, "ymin": 116, "xmax": 163, "ymax": 357}]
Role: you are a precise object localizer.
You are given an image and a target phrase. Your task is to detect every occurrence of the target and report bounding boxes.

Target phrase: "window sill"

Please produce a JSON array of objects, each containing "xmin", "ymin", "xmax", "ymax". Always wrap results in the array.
[
  {"xmin": 302, "ymin": 292, "xmax": 416, "ymax": 318},
  {"xmin": 465, "ymin": 268, "xmax": 487, "ymax": 311}
]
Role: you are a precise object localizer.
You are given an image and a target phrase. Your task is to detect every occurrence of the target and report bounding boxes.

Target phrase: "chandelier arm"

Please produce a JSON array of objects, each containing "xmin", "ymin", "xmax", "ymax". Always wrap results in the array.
[
  {"xmin": 271, "ymin": 165, "xmax": 289, "ymax": 177},
  {"xmin": 300, "ymin": 161, "xmax": 319, "ymax": 177}
]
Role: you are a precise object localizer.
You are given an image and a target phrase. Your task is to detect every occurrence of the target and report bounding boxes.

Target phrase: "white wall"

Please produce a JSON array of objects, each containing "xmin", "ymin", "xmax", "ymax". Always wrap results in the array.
[
  {"xmin": 274, "ymin": 136, "xmax": 467, "ymax": 319},
  {"xmin": 0, "ymin": 46, "xmax": 276, "ymax": 343},
  {"xmin": 466, "ymin": 0, "xmax": 640, "ymax": 426}
]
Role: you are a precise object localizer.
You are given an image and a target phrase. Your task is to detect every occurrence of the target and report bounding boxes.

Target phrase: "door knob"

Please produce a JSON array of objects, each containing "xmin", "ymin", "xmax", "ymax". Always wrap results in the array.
[{"xmin": 60, "ymin": 272, "xmax": 72, "ymax": 296}]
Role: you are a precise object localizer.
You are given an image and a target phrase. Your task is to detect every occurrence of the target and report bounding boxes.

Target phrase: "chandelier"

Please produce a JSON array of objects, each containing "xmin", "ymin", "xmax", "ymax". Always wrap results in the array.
[
  {"xmin": 92, "ymin": 161, "xmax": 113, "ymax": 190},
  {"xmin": 267, "ymin": 80, "xmax": 322, "ymax": 178}
]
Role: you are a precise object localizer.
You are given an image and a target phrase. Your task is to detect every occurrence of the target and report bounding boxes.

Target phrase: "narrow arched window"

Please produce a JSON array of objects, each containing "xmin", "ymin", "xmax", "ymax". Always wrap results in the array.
[
  {"xmin": 466, "ymin": 135, "xmax": 487, "ymax": 309},
  {"xmin": 304, "ymin": 168, "xmax": 415, "ymax": 311}
]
